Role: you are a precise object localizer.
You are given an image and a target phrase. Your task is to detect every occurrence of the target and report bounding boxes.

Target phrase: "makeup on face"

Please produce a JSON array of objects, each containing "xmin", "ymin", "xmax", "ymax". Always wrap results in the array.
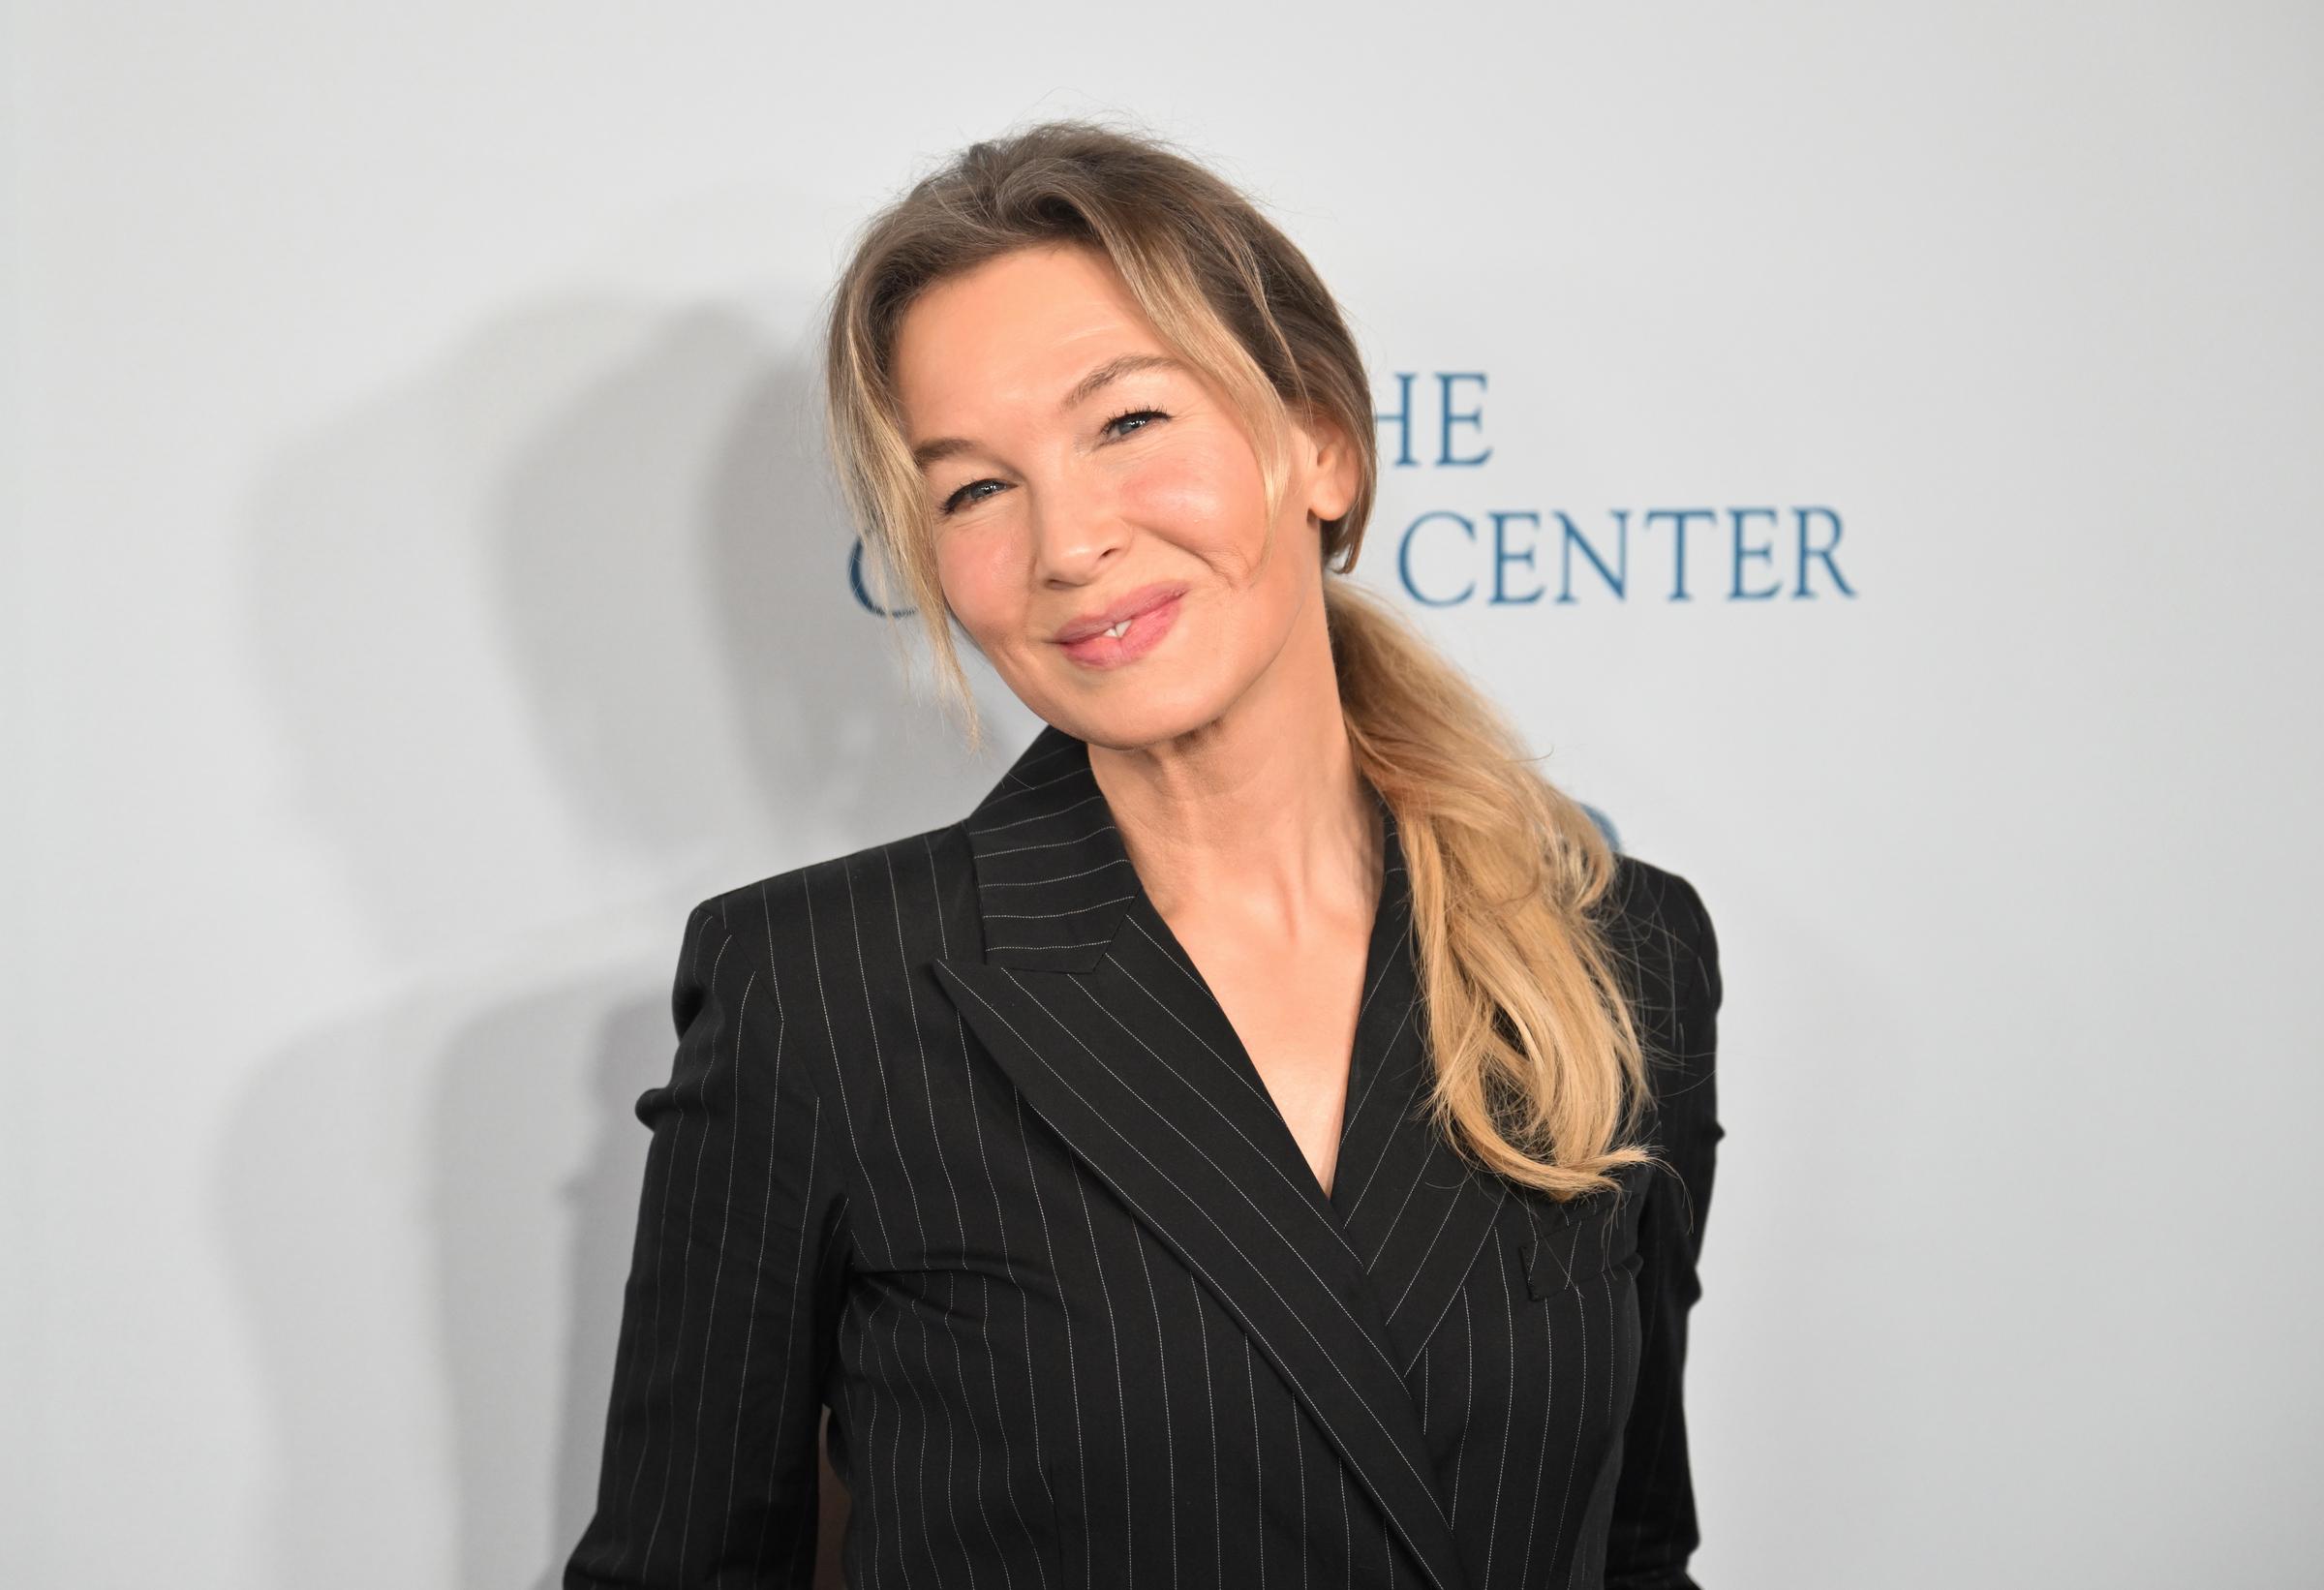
[{"xmin": 1053, "ymin": 581, "xmax": 1189, "ymax": 669}]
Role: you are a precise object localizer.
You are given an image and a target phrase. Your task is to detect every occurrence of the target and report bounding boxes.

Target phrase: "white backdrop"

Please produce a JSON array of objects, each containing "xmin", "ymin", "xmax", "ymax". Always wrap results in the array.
[{"xmin": 8, "ymin": 4, "xmax": 2320, "ymax": 1585}]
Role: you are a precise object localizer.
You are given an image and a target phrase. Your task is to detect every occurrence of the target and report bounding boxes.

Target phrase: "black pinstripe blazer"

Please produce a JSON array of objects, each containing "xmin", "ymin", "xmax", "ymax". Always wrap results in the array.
[{"xmin": 566, "ymin": 721, "xmax": 1723, "ymax": 1590}]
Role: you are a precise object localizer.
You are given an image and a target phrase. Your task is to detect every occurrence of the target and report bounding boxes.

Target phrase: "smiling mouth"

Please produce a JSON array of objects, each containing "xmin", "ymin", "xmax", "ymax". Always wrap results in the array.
[{"xmin": 1055, "ymin": 592, "xmax": 1184, "ymax": 669}]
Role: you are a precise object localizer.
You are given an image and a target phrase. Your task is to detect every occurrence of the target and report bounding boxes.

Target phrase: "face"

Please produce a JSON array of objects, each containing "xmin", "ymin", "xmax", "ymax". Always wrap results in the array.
[{"xmin": 892, "ymin": 242, "xmax": 1356, "ymax": 752}]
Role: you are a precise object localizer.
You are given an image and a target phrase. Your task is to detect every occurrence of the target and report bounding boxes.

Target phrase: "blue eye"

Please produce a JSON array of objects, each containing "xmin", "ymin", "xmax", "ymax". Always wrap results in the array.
[
  {"xmin": 940, "ymin": 479, "xmax": 1003, "ymax": 516},
  {"xmin": 1102, "ymin": 406, "xmax": 1169, "ymax": 439}
]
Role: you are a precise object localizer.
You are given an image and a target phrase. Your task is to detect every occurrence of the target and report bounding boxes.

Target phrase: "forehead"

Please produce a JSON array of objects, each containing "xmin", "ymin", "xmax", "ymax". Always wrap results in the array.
[{"xmin": 892, "ymin": 244, "xmax": 1166, "ymax": 433}]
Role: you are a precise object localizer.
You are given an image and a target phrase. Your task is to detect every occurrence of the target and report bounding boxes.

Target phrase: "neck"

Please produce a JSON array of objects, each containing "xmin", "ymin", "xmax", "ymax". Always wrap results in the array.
[{"xmin": 1085, "ymin": 588, "xmax": 1380, "ymax": 935}]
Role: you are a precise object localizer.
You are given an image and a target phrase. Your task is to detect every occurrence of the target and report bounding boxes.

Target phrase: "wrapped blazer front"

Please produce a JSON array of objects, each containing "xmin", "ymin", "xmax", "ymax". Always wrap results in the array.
[{"xmin": 566, "ymin": 722, "xmax": 1725, "ymax": 1590}]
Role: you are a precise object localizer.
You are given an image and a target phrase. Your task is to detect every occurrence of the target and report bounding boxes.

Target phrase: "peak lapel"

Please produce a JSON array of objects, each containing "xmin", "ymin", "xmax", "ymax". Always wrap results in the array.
[{"xmin": 930, "ymin": 724, "xmax": 1475, "ymax": 1590}]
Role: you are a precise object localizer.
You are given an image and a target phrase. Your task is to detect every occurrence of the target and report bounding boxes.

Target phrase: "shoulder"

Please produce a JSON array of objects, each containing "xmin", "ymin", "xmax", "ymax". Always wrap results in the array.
[
  {"xmin": 1594, "ymin": 852, "xmax": 1723, "ymax": 1130},
  {"xmin": 693, "ymin": 819, "xmax": 978, "ymax": 963},
  {"xmin": 675, "ymin": 820, "xmax": 982, "ymax": 1061},
  {"xmin": 1596, "ymin": 850, "xmax": 1721, "ymax": 1015}
]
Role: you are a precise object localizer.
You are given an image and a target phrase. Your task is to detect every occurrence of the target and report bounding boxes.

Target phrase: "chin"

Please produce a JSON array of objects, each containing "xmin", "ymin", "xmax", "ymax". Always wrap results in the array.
[{"xmin": 1038, "ymin": 666, "xmax": 1238, "ymax": 754}]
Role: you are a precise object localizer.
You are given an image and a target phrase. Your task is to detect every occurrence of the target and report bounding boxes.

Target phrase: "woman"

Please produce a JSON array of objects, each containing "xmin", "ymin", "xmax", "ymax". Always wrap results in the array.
[{"xmin": 566, "ymin": 119, "xmax": 1723, "ymax": 1590}]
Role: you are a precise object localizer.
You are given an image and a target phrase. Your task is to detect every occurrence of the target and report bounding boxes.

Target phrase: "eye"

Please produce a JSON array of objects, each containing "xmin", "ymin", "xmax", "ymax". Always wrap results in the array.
[
  {"xmin": 1101, "ymin": 406, "xmax": 1170, "ymax": 440},
  {"xmin": 939, "ymin": 478, "xmax": 1004, "ymax": 517}
]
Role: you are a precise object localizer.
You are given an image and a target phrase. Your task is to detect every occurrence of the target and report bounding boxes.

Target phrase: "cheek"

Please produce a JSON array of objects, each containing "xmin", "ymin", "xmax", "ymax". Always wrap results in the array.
[
  {"xmin": 933, "ymin": 531, "xmax": 1023, "ymax": 646},
  {"xmin": 1118, "ymin": 435, "xmax": 1268, "ymax": 564}
]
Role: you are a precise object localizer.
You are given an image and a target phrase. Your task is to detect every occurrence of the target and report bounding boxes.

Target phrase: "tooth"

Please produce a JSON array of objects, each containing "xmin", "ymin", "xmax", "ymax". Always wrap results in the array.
[{"xmin": 1107, "ymin": 620, "xmax": 1131, "ymax": 637}]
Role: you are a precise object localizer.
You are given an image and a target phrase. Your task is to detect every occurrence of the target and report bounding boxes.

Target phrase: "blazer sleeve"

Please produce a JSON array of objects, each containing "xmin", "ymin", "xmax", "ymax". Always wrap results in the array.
[
  {"xmin": 566, "ymin": 894, "xmax": 853, "ymax": 1589},
  {"xmin": 1604, "ymin": 871, "xmax": 1724, "ymax": 1590}
]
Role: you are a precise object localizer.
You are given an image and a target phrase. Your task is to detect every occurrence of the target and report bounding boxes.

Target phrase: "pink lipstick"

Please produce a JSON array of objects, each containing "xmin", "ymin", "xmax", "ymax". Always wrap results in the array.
[{"xmin": 1053, "ymin": 581, "xmax": 1189, "ymax": 669}]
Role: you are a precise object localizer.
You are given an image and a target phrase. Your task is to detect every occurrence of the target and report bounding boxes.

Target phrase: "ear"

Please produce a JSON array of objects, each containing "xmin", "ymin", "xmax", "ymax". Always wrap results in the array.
[{"xmin": 1294, "ymin": 406, "xmax": 1360, "ymax": 525}]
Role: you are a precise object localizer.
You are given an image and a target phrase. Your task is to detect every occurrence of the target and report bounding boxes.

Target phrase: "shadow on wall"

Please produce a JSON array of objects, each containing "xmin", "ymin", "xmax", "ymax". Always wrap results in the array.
[{"xmin": 214, "ymin": 297, "xmax": 1020, "ymax": 1588}]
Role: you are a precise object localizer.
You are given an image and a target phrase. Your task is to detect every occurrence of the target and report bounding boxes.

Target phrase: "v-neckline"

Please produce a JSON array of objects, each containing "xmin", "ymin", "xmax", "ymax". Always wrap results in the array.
[{"xmin": 1113, "ymin": 787, "xmax": 1413, "ymax": 1222}]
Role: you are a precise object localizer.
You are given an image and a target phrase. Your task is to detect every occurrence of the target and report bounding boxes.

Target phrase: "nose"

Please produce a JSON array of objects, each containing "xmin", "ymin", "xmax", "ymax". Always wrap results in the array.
[{"xmin": 1028, "ymin": 472, "xmax": 1129, "ymax": 589}]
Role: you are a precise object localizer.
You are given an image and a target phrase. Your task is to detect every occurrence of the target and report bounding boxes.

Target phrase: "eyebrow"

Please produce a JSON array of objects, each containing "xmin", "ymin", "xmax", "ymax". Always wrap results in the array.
[{"xmin": 909, "ymin": 352, "xmax": 1187, "ymax": 471}]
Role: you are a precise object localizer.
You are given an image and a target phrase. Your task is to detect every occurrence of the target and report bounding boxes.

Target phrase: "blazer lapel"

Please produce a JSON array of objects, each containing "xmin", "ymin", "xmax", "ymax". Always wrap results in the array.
[
  {"xmin": 1327, "ymin": 834, "xmax": 1514, "ymax": 1388},
  {"xmin": 929, "ymin": 723, "xmax": 1479, "ymax": 1590}
]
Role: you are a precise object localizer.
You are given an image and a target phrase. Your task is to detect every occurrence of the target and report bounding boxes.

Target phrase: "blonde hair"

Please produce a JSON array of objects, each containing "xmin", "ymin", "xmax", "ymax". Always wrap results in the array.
[{"xmin": 818, "ymin": 116, "xmax": 1653, "ymax": 1198}]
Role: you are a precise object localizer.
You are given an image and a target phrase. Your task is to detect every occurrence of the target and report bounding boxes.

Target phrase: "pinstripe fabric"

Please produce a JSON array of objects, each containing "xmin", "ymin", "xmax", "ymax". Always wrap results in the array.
[{"xmin": 566, "ymin": 723, "xmax": 1723, "ymax": 1590}]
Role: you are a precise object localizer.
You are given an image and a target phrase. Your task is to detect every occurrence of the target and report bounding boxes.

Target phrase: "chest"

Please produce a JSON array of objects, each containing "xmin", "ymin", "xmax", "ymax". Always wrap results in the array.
[
  {"xmin": 833, "ymin": 1020, "xmax": 1650, "ymax": 1590},
  {"xmin": 893, "ymin": 895, "xmax": 1654, "ymax": 1590},
  {"xmin": 1169, "ymin": 912, "xmax": 1373, "ymax": 1198}
]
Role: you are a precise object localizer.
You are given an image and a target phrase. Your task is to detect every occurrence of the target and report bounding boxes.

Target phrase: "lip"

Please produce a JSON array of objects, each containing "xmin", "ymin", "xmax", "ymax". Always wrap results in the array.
[
  {"xmin": 1053, "ymin": 581, "xmax": 1192, "ymax": 643},
  {"xmin": 1053, "ymin": 584, "xmax": 1187, "ymax": 670}
]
